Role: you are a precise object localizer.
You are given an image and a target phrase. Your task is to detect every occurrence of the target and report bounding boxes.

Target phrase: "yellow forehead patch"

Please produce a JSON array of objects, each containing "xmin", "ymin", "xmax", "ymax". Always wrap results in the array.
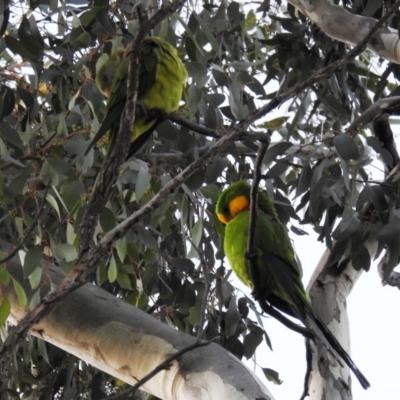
[
  {"xmin": 229, "ymin": 195, "xmax": 249, "ymax": 217},
  {"xmin": 217, "ymin": 213, "xmax": 229, "ymax": 225}
]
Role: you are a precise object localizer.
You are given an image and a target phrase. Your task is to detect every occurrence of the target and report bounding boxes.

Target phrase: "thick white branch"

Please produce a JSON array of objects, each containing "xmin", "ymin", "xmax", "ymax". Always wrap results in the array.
[
  {"xmin": 305, "ymin": 240, "xmax": 377, "ymax": 398},
  {"xmin": 3, "ymin": 247, "xmax": 273, "ymax": 400},
  {"xmin": 289, "ymin": 0, "xmax": 400, "ymax": 64}
]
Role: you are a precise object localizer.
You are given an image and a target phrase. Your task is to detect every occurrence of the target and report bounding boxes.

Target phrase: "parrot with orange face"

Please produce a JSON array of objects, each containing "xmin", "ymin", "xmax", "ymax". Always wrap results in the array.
[{"xmin": 216, "ymin": 181, "xmax": 370, "ymax": 390}]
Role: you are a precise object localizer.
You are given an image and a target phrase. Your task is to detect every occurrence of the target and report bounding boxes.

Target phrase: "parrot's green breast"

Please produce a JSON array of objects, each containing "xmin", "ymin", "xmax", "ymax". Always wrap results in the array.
[
  {"xmin": 133, "ymin": 41, "xmax": 187, "ymax": 140},
  {"xmin": 223, "ymin": 210, "xmax": 253, "ymax": 288},
  {"xmin": 224, "ymin": 209, "xmax": 298, "ymax": 304}
]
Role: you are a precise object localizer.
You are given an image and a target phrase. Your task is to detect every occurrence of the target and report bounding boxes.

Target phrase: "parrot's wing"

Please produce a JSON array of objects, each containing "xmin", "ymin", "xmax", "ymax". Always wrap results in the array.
[
  {"xmin": 127, "ymin": 123, "xmax": 159, "ymax": 159},
  {"xmin": 258, "ymin": 249, "xmax": 305, "ymax": 313},
  {"xmin": 255, "ymin": 214, "xmax": 370, "ymax": 389},
  {"xmin": 85, "ymin": 101, "xmax": 126, "ymax": 155},
  {"xmin": 85, "ymin": 56, "xmax": 129, "ymax": 156},
  {"xmin": 254, "ymin": 213, "xmax": 304, "ymax": 312},
  {"xmin": 138, "ymin": 42, "xmax": 158, "ymax": 100}
]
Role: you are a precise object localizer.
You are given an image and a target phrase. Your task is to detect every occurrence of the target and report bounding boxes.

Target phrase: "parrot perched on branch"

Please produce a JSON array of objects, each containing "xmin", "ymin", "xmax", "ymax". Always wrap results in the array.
[
  {"xmin": 216, "ymin": 181, "xmax": 370, "ymax": 390},
  {"xmin": 86, "ymin": 36, "xmax": 187, "ymax": 158}
]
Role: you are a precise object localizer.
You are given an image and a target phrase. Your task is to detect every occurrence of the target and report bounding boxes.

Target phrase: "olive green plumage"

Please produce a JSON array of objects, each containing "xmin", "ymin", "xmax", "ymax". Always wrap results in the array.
[
  {"xmin": 87, "ymin": 36, "xmax": 187, "ymax": 158},
  {"xmin": 216, "ymin": 180, "xmax": 369, "ymax": 389}
]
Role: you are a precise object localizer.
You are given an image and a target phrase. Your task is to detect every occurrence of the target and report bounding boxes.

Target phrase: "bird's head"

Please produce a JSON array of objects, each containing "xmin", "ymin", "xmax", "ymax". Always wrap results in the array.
[
  {"xmin": 216, "ymin": 180, "xmax": 279, "ymax": 225},
  {"xmin": 216, "ymin": 181, "xmax": 251, "ymax": 225},
  {"xmin": 96, "ymin": 46, "xmax": 125, "ymax": 98}
]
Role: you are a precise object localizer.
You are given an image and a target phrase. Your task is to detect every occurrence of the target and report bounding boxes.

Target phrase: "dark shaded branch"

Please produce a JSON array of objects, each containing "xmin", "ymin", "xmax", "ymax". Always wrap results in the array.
[
  {"xmin": 186, "ymin": 237, "xmax": 212, "ymax": 339},
  {"xmin": 372, "ymin": 113, "xmax": 400, "ymax": 171},
  {"xmin": 300, "ymin": 339, "xmax": 313, "ymax": 400},
  {"xmin": 346, "ymin": 96, "xmax": 400, "ymax": 138},
  {"xmin": 166, "ymin": 111, "xmax": 222, "ymax": 138},
  {"xmin": 246, "ymin": 139, "xmax": 270, "ymax": 294}
]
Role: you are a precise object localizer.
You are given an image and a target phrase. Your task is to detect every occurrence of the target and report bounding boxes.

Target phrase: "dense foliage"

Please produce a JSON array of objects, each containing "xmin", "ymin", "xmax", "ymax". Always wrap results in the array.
[{"xmin": 0, "ymin": 0, "xmax": 399, "ymax": 397}]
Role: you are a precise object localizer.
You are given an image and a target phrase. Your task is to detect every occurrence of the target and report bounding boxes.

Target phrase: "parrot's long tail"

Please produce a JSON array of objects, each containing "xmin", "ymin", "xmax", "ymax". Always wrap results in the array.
[{"xmin": 304, "ymin": 304, "xmax": 370, "ymax": 389}]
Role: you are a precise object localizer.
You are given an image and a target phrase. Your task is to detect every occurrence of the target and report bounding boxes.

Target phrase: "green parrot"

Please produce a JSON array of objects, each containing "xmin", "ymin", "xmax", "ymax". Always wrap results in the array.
[
  {"xmin": 216, "ymin": 181, "xmax": 370, "ymax": 390},
  {"xmin": 86, "ymin": 36, "xmax": 187, "ymax": 158}
]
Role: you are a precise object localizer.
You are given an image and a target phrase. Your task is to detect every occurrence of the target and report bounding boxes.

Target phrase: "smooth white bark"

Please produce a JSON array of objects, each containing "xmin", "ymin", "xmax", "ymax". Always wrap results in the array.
[
  {"xmin": 2, "ymin": 247, "xmax": 273, "ymax": 400},
  {"xmin": 306, "ymin": 241, "xmax": 377, "ymax": 399}
]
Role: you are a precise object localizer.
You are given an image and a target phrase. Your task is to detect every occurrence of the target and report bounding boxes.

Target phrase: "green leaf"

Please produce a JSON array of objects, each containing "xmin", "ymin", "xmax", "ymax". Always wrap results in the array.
[
  {"xmin": 200, "ymin": 184, "xmax": 221, "ymax": 203},
  {"xmin": 191, "ymin": 218, "xmax": 203, "ymax": 247},
  {"xmin": 333, "ymin": 133, "xmax": 360, "ymax": 161},
  {"xmin": 72, "ymin": 31, "xmax": 91, "ymax": 48},
  {"xmin": 12, "ymin": 278, "xmax": 27, "ymax": 307},
  {"xmin": 37, "ymin": 337, "xmax": 50, "ymax": 365},
  {"xmin": 0, "ymin": 296, "xmax": 11, "ymax": 326},
  {"xmin": 116, "ymin": 238, "xmax": 127, "ymax": 263},
  {"xmin": 352, "ymin": 244, "xmax": 371, "ymax": 272},
  {"xmin": 52, "ymin": 243, "xmax": 78, "ymax": 263},
  {"xmin": 29, "ymin": 267, "xmax": 43, "ymax": 290},
  {"xmin": 135, "ymin": 166, "xmax": 151, "ymax": 201},
  {"xmin": 225, "ymin": 296, "xmax": 241, "ymax": 338},
  {"xmin": 23, "ymin": 245, "xmax": 43, "ymax": 278},
  {"xmin": 262, "ymin": 368, "xmax": 282, "ymax": 385},
  {"xmin": 0, "ymin": 268, "xmax": 11, "ymax": 285},
  {"xmin": 117, "ymin": 271, "xmax": 132, "ymax": 290},
  {"xmin": 100, "ymin": 207, "xmax": 116, "ymax": 232},
  {"xmin": 264, "ymin": 142, "xmax": 293, "ymax": 165},
  {"xmin": 45, "ymin": 193, "xmax": 61, "ymax": 221},
  {"xmin": 243, "ymin": 331, "xmax": 263, "ymax": 359},
  {"xmin": 108, "ymin": 256, "xmax": 117, "ymax": 283},
  {"xmin": 189, "ymin": 305, "xmax": 201, "ymax": 325},
  {"xmin": 29, "ymin": 288, "xmax": 41, "ymax": 310},
  {"xmin": 185, "ymin": 61, "xmax": 208, "ymax": 86}
]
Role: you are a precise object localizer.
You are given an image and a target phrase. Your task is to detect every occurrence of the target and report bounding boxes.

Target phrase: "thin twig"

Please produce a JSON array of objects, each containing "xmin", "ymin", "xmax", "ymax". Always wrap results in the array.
[
  {"xmin": 187, "ymin": 236, "xmax": 211, "ymax": 339},
  {"xmin": 300, "ymin": 339, "xmax": 313, "ymax": 400},
  {"xmin": 102, "ymin": 339, "xmax": 215, "ymax": 400},
  {"xmin": 157, "ymin": 109, "xmax": 222, "ymax": 138},
  {"xmin": 246, "ymin": 138, "xmax": 270, "ymax": 294},
  {"xmin": 346, "ymin": 96, "xmax": 400, "ymax": 137}
]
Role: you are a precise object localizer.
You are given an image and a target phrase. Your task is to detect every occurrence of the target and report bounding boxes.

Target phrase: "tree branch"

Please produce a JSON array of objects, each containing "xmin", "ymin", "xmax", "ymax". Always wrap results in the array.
[
  {"xmin": 102, "ymin": 339, "xmax": 215, "ymax": 400},
  {"xmin": 246, "ymin": 139, "xmax": 269, "ymax": 294}
]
